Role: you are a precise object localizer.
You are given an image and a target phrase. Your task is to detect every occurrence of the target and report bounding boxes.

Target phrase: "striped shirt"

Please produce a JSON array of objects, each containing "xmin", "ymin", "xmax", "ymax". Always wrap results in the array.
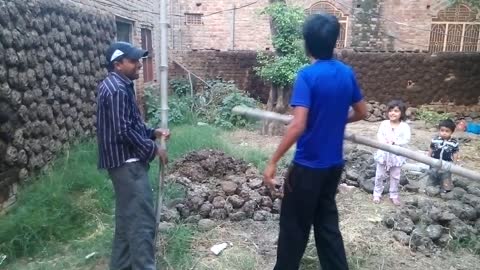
[
  {"xmin": 429, "ymin": 136, "xmax": 459, "ymax": 162},
  {"xmin": 96, "ymin": 72, "xmax": 157, "ymax": 169}
]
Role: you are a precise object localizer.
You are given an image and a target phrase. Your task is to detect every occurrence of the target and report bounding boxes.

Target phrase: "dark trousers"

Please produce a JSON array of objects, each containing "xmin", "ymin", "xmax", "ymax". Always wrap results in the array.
[
  {"xmin": 108, "ymin": 162, "xmax": 156, "ymax": 270},
  {"xmin": 274, "ymin": 163, "xmax": 348, "ymax": 270}
]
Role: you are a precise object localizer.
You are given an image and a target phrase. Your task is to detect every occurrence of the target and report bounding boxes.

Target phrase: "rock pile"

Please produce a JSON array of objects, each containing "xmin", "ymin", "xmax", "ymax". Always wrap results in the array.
[
  {"xmin": 383, "ymin": 182, "xmax": 480, "ymax": 254},
  {"xmin": 161, "ymin": 150, "xmax": 285, "ymax": 224},
  {"xmin": 0, "ymin": 0, "xmax": 115, "ymax": 204},
  {"xmin": 342, "ymin": 147, "xmax": 411, "ymax": 193},
  {"xmin": 365, "ymin": 100, "xmax": 419, "ymax": 122},
  {"xmin": 162, "ymin": 149, "xmax": 480, "ymax": 255},
  {"xmin": 365, "ymin": 101, "xmax": 387, "ymax": 122},
  {"xmin": 163, "ymin": 148, "xmax": 415, "ymax": 225}
]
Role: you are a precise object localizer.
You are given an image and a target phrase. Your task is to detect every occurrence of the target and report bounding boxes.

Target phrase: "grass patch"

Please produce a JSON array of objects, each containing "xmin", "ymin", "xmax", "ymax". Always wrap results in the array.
[
  {"xmin": 0, "ymin": 142, "xmax": 112, "ymax": 262},
  {"xmin": 447, "ymin": 236, "xmax": 480, "ymax": 256},
  {"xmin": 159, "ymin": 224, "xmax": 195, "ymax": 270},
  {"xmin": 417, "ymin": 108, "xmax": 453, "ymax": 126},
  {"xmin": 196, "ymin": 247, "xmax": 258, "ymax": 270},
  {"xmin": 0, "ymin": 125, "xmax": 277, "ymax": 269},
  {"xmin": 300, "ymin": 238, "xmax": 368, "ymax": 270}
]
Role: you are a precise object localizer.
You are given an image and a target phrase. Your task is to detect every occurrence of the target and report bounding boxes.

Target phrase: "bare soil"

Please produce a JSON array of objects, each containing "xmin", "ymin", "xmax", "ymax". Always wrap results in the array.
[{"xmin": 191, "ymin": 190, "xmax": 480, "ymax": 270}]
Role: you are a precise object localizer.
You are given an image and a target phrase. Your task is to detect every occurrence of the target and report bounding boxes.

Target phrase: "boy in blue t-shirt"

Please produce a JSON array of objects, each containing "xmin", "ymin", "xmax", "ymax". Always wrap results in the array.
[{"xmin": 263, "ymin": 13, "xmax": 367, "ymax": 270}]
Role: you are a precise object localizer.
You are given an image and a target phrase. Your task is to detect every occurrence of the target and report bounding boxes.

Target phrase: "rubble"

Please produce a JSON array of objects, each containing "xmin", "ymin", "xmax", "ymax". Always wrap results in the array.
[
  {"xmin": 161, "ymin": 149, "xmax": 480, "ymax": 255},
  {"xmin": 385, "ymin": 190, "xmax": 480, "ymax": 254},
  {"xmin": 162, "ymin": 150, "xmax": 285, "ymax": 224}
]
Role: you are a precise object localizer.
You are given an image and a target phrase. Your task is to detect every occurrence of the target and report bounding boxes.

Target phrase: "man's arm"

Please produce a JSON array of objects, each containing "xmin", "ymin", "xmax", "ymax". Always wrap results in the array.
[
  {"xmin": 110, "ymin": 90, "xmax": 157, "ymax": 161},
  {"xmin": 347, "ymin": 69, "xmax": 367, "ymax": 123},
  {"xmin": 347, "ymin": 100, "xmax": 367, "ymax": 123},
  {"xmin": 144, "ymin": 124, "xmax": 170, "ymax": 141},
  {"xmin": 268, "ymin": 107, "xmax": 308, "ymax": 165},
  {"xmin": 263, "ymin": 107, "xmax": 308, "ymax": 189},
  {"xmin": 264, "ymin": 71, "xmax": 309, "ymax": 189},
  {"xmin": 145, "ymin": 125, "xmax": 156, "ymax": 140}
]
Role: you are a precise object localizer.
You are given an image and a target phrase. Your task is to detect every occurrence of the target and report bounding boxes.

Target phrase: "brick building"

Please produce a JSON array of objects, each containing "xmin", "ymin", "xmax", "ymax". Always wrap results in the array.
[
  {"xmin": 71, "ymin": 0, "xmax": 160, "ymax": 93},
  {"xmin": 169, "ymin": 0, "xmax": 480, "ymax": 52}
]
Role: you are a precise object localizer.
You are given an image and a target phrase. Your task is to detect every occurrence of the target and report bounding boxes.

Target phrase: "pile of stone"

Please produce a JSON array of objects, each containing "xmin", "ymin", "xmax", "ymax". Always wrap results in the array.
[
  {"xmin": 365, "ymin": 100, "xmax": 418, "ymax": 122},
  {"xmin": 342, "ymin": 147, "xmax": 411, "ymax": 193},
  {"xmin": 365, "ymin": 101, "xmax": 387, "ymax": 122},
  {"xmin": 160, "ymin": 150, "xmax": 285, "ymax": 226},
  {"xmin": 383, "ymin": 179, "xmax": 480, "ymax": 254},
  {"xmin": 161, "ymin": 148, "xmax": 416, "ymax": 227}
]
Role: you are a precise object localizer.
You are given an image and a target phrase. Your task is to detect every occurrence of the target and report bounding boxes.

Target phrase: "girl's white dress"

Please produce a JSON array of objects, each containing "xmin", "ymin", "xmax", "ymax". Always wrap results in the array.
[{"xmin": 374, "ymin": 120, "xmax": 411, "ymax": 170}]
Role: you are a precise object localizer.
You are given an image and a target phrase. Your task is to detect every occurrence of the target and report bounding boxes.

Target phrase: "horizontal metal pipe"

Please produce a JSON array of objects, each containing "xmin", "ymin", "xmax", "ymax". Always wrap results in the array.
[{"xmin": 232, "ymin": 106, "xmax": 480, "ymax": 181}]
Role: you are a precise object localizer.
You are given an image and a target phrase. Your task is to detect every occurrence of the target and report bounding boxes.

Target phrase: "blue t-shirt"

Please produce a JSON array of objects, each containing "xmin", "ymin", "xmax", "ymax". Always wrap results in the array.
[
  {"xmin": 291, "ymin": 59, "xmax": 363, "ymax": 169},
  {"xmin": 466, "ymin": 122, "xmax": 480, "ymax": 135}
]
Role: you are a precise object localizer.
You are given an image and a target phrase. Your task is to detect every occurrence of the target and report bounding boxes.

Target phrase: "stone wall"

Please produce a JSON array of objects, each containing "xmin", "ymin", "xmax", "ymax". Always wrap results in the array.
[
  {"xmin": 169, "ymin": 50, "xmax": 480, "ymax": 107},
  {"xmin": 0, "ymin": 0, "xmax": 115, "ymax": 210}
]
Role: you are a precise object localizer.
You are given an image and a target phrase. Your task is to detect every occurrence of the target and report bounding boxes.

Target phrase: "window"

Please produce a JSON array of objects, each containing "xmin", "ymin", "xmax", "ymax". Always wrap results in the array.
[
  {"xmin": 116, "ymin": 20, "xmax": 133, "ymax": 43},
  {"xmin": 306, "ymin": 2, "xmax": 349, "ymax": 48},
  {"xmin": 141, "ymin": 28, "xmax": 154, "ymax": 83},
  {"xmin": 429, "ymin": 4, "xmax": 480, "ymax": 52},
  {"xmin": 185, "ymin": 13, "xmax": 203, "ymax": 25}
]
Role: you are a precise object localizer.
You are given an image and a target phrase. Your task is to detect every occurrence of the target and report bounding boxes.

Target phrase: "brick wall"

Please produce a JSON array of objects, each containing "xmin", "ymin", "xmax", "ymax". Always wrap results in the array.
[
  {"xmin": 71, "ymin": 0, "xmax": 160, "ymax": 109},
  {"xmin": 169, "ymin": 50, "xmax": 271, "ymax": 102},
  {"xmin": 169, "ymin": 0, "xmax": 272, "ymax": 51},
  {"xmin": 169, "ymin": 0, "xmax": 478, "ymax": 52},
  {"xmin": 381, "ymin": 0, "xmax": 451, "ymax": 51},
  {"xmin": 170, "ymin": 50, "xmax": 480, "ymax": 106}
]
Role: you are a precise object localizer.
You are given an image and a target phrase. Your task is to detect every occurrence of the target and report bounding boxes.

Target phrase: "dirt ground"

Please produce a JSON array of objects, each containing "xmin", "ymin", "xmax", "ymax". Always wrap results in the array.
[
  {"xmin": 190, "ymin": 120, "xmax": 480, "ymax": 270},
  {"xmin": 191, "ymin": 191, "xmax": 480, "ymax": 270}
]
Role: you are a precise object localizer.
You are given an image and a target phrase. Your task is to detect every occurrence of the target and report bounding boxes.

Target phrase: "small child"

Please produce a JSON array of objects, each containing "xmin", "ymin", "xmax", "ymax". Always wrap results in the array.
[
  {"xmin": 428, "ymin": 119, "xmax": 459, "ymax": 192},
  {"xmin": 373, "ymin": 100, "xmax": 411, "ymax": 205}
]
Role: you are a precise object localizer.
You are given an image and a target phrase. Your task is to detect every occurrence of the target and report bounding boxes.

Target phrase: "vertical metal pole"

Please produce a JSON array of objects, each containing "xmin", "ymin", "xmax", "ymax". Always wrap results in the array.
[
  {"xmin": 155, "ymin": 0, "xmax": 169, "ymax": 249},
  {"xmin": 159, "ymin": 0, "xmax": 169, "ymax": 130}
]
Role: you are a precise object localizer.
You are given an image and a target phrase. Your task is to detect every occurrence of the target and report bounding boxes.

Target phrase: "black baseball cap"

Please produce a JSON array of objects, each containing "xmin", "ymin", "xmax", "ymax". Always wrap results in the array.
[{"xmin": 106, "ymin": 42, "xmax": 148, "ymax": 67}]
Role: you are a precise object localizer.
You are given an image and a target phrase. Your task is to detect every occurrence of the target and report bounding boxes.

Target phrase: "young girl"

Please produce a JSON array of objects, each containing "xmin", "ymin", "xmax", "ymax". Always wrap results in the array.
[{"xmin": 373, "ymin": 100, "xmax": 411, "ymax": 205}]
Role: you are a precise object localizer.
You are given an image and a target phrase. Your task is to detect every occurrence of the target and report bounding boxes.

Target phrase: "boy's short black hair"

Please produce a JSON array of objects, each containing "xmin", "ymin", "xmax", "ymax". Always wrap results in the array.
[
  {"xmin": 439, "ymin": 119, "xmax": 456, "ymax": 132},
  {"xmin": 302, "ymin": 13, "xmax": 340, "ymax": 60},
  {"xmin": 386, "ymin": 99, "xmax": 407, "ymax": 121}
]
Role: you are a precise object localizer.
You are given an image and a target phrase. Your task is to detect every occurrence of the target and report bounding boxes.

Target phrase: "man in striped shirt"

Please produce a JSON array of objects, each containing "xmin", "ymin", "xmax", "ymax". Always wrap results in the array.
[{"xmin": 96, "ymin": 42, "xmax": 169, "ymax": 270}]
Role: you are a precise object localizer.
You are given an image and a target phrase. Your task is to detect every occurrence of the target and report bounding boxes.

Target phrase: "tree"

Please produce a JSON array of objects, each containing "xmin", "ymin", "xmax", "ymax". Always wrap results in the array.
[{"xmin": 255, "ymin": 2, "xmax": 308, "ymax": 135}]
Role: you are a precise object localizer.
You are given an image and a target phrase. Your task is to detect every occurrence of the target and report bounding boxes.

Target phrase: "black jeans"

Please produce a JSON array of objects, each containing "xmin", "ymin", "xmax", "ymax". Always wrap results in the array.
[
  {"xmin": 274, "ymin": 163, "xmax": 348, "ymax": 270},
  {"xmin": 108, "ymin": 162, "xmax": 156, "ymax": 270}
]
